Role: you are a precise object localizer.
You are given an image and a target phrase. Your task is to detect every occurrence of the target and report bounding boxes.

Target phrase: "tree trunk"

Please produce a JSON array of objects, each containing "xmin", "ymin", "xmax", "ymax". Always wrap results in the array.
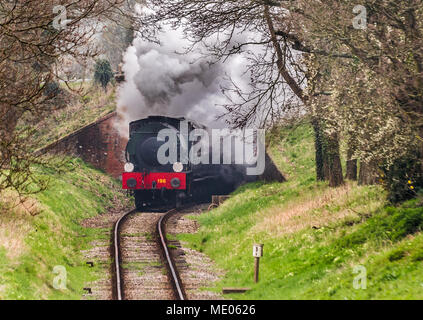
[
  {"xmin": 312, "ymin": 118, "xmax": 325, "ymax": 181},
  {"xmin": 325, "ymin": 133, "xmax": 344, "ymax": 187},
  {"xmin": 323, "ymin": 155, "xmax": 330, "ymax": 181},
  {"xmin": 346, "ymin": 159, "xmax": 358, "ymax": 180},
  {"xmin": 346, "ymin": 147, "xmax": 358, "ymax": 180},
  {"xmin": 358, "ymin": 161, "xmax": 378, "ymax": 185}
]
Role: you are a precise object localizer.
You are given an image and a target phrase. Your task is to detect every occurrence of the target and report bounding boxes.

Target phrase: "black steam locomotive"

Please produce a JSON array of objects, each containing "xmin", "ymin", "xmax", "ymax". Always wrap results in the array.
[{"xmin": 122, "ymin": 116, "xmax": 251, "ymax": 209}]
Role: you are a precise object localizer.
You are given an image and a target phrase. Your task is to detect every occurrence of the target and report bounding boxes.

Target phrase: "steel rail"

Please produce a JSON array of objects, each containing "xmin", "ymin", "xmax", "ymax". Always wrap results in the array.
[
  {"xmin": 113, "ymin": 209, "xmax": 136, "ymax": 301},
  {"xmin": 158, "ymin": 209, "xmax": 186, "ymax": 300}
]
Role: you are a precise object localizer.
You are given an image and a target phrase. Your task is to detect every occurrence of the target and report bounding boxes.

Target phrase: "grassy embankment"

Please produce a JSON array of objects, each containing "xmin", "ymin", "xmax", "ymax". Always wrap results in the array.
[
  {"xmin": 33, "ymin": 82, "xmax": 117, "ymax": 148},
  {"xmin": 0, "ymin": 158, "xmax": 129, "ymax": 299},
  {"xmin": 179, "ymin": 120, "xmax": 423, "ymax": 299},
  {"xmin": 0, "ymin": 82, "xmax": 128, "ymax": 299}
]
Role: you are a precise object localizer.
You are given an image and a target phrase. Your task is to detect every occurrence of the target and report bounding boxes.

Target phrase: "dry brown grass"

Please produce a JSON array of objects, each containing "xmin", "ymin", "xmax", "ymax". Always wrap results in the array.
[
  {"xmin": 0, "ymin": 191, "xmax": 41, "ymax": 260},
  {"xmin": 253, "ymin": 183, "xmax": 384, "ymax": 236}
]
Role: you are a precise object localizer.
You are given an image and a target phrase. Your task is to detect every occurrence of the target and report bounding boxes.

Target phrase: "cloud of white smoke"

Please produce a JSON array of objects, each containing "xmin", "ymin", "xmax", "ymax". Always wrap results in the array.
[{"xmin": 115, "ymin": 26, "xmax": 249, "ymax": 137}]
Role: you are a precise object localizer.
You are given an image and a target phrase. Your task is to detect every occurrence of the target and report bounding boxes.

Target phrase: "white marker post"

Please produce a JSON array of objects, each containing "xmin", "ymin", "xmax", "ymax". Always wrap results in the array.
[{"xmin": 253, "ymin": 244, "xmax": 264, "ymax": 283}]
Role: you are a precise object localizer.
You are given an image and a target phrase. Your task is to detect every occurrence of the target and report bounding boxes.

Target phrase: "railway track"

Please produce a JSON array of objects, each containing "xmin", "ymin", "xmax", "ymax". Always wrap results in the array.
[{"xmin": 113, "ymin": 208, "xmax": 186, "ymax": 300}]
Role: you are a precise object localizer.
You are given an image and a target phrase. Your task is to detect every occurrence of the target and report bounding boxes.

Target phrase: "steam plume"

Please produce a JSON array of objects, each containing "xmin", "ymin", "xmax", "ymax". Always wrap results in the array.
[{"xmin": 115, "ymin": 27, "xmax": 247, "ymax": 137}]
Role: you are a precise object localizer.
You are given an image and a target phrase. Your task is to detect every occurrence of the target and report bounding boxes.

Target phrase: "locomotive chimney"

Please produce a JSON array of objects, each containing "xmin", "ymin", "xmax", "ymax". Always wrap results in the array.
[{"xmin": 115, "ymin": 63, "xmax": 125, "ymax": 83}]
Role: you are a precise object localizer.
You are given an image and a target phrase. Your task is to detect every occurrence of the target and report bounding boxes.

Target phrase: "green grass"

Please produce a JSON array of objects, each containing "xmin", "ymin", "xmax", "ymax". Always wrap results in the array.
[
  {"xmin": 0, "ymin": 157, "xmax": 130, "ymax": 300},
  {"xmin": 0, "ymin": 81, "xmax": 124, "ymax": 300},
  {"xmin": 178, "ymin": 120, "xmax": 423, "ymax": 300}
]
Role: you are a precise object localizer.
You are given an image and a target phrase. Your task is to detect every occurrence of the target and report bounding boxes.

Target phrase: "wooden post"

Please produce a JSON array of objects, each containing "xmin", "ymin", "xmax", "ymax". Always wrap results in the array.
[
  {"xmin": 253, "ymin": 244, "xmax": 263, "ymax": 283},
  {"xmin": 254, "ymin": 257, "xmax": 260, "ymax": 283}
]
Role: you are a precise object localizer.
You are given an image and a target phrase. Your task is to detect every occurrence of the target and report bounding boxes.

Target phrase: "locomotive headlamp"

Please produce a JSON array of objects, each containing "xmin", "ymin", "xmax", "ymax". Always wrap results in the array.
[
  {"xmin": 173, "ymin": 162, "xmax": 183, "ymax": 173},
  {"xmin": 124, "ymin": 162, "xmax": 135, "ymax": 173}
]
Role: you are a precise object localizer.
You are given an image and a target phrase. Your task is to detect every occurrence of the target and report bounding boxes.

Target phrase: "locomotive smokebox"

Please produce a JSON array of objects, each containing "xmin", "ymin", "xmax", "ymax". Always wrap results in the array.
[{"xmin": 139, "ymin": 137, "xmax": 164, "ymax": 166}]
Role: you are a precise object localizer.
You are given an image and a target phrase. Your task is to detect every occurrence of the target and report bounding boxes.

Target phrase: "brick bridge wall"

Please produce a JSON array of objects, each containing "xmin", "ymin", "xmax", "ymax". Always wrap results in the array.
[{"xmin": 38, "ymin": 112, "xmax": 127, "ymax": 179}]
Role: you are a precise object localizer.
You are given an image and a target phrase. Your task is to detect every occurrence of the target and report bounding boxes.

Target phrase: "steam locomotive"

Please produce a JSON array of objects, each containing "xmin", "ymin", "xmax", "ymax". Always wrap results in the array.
[{"xmin": 122, "ymin": 116, "xmax": 250, "ymax": 209}]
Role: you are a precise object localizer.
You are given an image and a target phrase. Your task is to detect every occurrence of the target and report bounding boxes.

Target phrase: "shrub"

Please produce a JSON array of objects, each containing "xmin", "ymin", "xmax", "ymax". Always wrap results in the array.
[
  {"xmin": 381, "ymin": 151, "xmax": 423, "ymax": 203},
  {"xmin": 335, "ymin": 196, "xmax": 423, "ymax": 249},
  {"xmin": 388, "ymin": 205, "xmax": 423, "ymax": 241},
  {"xmin": 43, "ymin": 81, "xmax": 62, "ymax": 98},
  {"xmin": 93, "ymin": 59, "xmax": 114, "ymax": 91}
]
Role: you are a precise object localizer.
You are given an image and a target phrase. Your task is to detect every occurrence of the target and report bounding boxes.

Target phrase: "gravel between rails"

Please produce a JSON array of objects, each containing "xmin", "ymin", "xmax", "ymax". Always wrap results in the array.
[
  {"xmin": 167, "ymin": 205, "xmax": 224, "ymax": 300},
  {"xmin": 81, "ymin": 207, "xmax": 129, "ymax": 300}
]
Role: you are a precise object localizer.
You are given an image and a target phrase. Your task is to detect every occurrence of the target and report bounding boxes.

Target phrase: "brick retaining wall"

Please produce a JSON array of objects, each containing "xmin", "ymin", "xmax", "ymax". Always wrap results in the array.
[{"xmin": 37, "ymin": 112, "xmax": 127, "ymax": 179}]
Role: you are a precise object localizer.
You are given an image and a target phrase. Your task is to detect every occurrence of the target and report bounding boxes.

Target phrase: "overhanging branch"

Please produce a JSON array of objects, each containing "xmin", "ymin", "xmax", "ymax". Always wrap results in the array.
[{"xmin": 275, "ymin": 30, "xmax": 355, "ymax": 59}]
